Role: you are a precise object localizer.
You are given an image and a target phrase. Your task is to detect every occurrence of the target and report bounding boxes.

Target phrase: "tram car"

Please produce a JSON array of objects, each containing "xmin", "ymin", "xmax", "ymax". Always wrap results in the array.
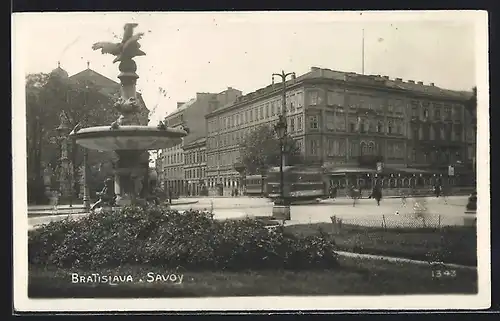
[
  {"xmin": 266, "ymin": 165, "xmax": 326, "ymax": 202},
  {"xmin": 244, "ymin": 174, "xmax": 268, "ymax": 196}
]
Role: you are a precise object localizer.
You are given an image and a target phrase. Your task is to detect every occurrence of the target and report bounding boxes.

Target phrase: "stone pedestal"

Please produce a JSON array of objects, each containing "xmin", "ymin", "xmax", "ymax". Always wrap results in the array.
[
  {"xmin": 114, "ymin": 150, "xmax": 148, "ymax": 206},
  {"xmin": 272, "ymin": 204, "xmax": 291, "ymax": 221}
]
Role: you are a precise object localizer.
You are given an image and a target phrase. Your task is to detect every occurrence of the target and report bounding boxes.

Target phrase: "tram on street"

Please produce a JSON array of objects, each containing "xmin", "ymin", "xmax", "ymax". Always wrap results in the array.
[
  {"xmin": 266, "ymin": 165, "xmax": 326, "ymax": 202},
  {"xmin": 244, "ymin": 174, "xmax": 268, "ymax": 196}
]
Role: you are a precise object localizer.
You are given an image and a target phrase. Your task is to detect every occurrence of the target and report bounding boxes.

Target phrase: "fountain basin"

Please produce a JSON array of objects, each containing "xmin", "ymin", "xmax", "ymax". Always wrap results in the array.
[{"xmin": 70, "ymin": 126, "xmax": 188, "ymax": 151}]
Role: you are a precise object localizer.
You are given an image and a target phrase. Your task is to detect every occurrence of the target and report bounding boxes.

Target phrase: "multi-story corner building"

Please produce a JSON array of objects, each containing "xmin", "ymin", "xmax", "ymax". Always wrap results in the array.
[
  {"xmin": 157, "ymin": 88, "xmax": 242, "ymax": 196},
  {"xmin": 183, "ymin": 137, "xmax": 207, "ymax": 195},
  {"xmin": 205, "ymin": 67, "xmax": 474, "ymax": 192}
]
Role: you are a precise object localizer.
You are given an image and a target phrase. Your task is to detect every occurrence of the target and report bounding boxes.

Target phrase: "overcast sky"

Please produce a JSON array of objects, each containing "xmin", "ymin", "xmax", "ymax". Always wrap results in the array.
[{"xmin": 14, "ymin": 11, "xmax": 481, "ymax": 124}]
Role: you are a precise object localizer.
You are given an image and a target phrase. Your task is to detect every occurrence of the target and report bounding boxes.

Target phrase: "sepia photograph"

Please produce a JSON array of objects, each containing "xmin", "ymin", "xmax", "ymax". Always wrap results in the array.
[{"xmin": 12, "ymin": 11, "xmax": 490, "ymax": 312}]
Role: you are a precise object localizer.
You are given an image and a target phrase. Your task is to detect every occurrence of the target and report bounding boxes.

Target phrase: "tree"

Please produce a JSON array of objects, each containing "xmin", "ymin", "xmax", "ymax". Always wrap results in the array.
[
  {"xmin": 26, "ymin": 72, "xmax": 119, "ymax": 203},
  {"xmin": 239, "ymin": 124, "xmax": 302, "ymax": 175}
]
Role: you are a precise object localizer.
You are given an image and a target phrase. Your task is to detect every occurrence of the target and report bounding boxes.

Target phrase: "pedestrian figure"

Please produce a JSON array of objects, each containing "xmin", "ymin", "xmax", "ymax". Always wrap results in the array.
[
  {"xmin": 372, "ymin": 183, "xmax": 382, "ymax": 206},
  {"xmin": 90, "ymin": 178, "xmax": 116, "ymax": 211},
  {"xmin": 434, "ymin": 183, "xmax": 441, "ymax": 198},
  {"xmin": 330, "ymin": 184, "xmax": 338, "ymax": 200},
  {"xmin": 348, "ymin": 185, "xmax": 360, "ymax": 207}
]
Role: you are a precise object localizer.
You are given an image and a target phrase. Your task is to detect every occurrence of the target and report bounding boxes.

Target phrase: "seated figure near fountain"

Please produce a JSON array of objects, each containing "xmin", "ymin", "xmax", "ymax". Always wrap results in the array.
[{"xmin": 90, "ymin": 178, "xmax": 116, "ymax": 211}]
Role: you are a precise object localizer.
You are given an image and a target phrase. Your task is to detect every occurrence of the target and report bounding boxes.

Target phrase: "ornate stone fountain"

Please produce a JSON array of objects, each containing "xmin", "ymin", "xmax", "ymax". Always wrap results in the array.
[{"xmin": 70, "ymin": 23, "xmax": 188, "ymax": 207}]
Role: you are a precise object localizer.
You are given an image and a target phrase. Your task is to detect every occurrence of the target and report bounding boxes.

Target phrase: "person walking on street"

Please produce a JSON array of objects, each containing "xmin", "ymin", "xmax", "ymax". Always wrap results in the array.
[
  {"xmin": 372, "ymin": 183, "xmax": 382, "ymax": 206},
  {"xmin": 168, "ymin": 187, "xmax": 172, "ymax": 204},
  {"xmin": 434, "ymin": 183, "xmax": 441, "ymax": 198},
  {"xmin": 330, "ymin": 183, "xmax": 338, "ymax": 200}
]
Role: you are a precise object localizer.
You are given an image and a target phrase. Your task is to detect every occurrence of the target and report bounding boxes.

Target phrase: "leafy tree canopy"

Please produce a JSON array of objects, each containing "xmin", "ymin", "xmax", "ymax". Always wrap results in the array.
[{"xmin": 239, "ymin": 124, "xmax": 303, "ymax": 175}]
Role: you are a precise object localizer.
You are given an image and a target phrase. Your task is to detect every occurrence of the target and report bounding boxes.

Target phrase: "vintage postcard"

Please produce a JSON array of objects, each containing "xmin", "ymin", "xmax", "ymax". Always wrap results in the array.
[{"xmin": 12, "ymin": 11, "xmax": 490, "ymax": 312}]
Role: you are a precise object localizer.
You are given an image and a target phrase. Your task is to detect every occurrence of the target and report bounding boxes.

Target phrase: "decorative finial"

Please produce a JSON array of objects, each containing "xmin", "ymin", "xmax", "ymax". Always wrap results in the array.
[
  {"xmin": 87, "ymin": 61, "xmax": 90, "ymax": 69},
  {"xmin": 57, "ymin": 61, "xmax": 60, "ymax": 68}
]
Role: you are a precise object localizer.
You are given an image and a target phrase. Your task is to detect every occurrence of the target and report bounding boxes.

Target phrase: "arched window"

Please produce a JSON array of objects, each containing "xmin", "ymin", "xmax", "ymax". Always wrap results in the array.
[
  {"xmin": 388, "ymin": 121, "xmax": 393, "ymax": 134},
  {"xmin": 369, "ymin": 142, "xmax": 376, "ymax": 155}
]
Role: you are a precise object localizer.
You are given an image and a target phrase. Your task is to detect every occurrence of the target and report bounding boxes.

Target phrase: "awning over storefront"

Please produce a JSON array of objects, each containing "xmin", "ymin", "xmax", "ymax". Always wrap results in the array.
[
  {"xmin": 325, "ymin": 165, "xmax": 446, "ymax": 176},
  {"xmin": 324, "ymin": 166, "xmax": 376, "ymax": 175},
  {"xmin": 397, "ymin": 167, "xmax": 438, "ymax": 175}
]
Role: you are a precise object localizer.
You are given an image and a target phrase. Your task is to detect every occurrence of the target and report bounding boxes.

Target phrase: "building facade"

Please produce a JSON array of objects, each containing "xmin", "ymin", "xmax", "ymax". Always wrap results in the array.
[
  {"xmin": 205, "ymin": 67, "xmax": 474, "ymax": 191},
  {"xmin": 157, "ymin": 88, "xmax": 242, "ymax": 196},
  {"xmin": 183, "ymin": 137, "xmax": 207, "ymax": 195}
]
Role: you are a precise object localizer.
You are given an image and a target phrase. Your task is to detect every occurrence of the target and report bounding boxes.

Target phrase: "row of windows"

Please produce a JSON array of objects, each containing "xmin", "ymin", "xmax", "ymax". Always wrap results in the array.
[
  {"xmin": 186, "ymin": 167, "xmax": 206, "ymax": 179},
  {"xmin": 326, "ymin": 139, "xmax": 347, "ymax": 157},
  {"xmin": 318, "ymin": 91, "xmax": 464, "ymax": 120},
  {"xmin": 161, "ymin": 152, "xmax": 183, "ymax": 165},
  {"xmin": 207, "ymin": 92, "xmax": 305, "ymax": 133},
  {"xmin": 207, "ymin": 115, "xmax": 304, "ymax": 149},
  {"xmin": 410, "ymin": 124, "xmax": 463, "ymax": 141},
  {"xmin": 207, "ymin": 151, "xmax": 240, "ymax": 168},
  {"xmin": 162, "ymin": 166, "xmax": 183, "ymax": 179},
  {"xmin": 307, "ymin": 138, "xmax": 407, "ymax": 159},
  {"xmin": 185, "ymin": 150, "xmax": 206, "ymax": 165},
  {"xmin": 161, "ymin": 165, "xmax": 207, "ymax": 180},
  {"xmin": 409, "ymin": 149, "xmax": 461, "ymax": 163},
  {"xmin": 412, "ymin": 102, "xmax": 462, "ymax": 121}
]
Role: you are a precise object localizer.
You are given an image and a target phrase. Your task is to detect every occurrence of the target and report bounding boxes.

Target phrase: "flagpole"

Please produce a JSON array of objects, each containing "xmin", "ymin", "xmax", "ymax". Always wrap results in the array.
[{"xmin": 362, "ymin": 28, "xmax": 365, "ymax": 75}]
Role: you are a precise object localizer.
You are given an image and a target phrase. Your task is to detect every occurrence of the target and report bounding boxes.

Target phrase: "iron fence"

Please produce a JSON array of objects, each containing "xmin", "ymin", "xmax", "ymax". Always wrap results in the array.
[{"xmin": 330, "ymin": 212, "xmax": 471, "ymax": 230}]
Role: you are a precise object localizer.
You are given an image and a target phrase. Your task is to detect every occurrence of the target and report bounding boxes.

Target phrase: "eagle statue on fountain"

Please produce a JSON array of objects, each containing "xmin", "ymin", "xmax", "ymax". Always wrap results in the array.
[{"xmin": 92, "ymin": 23, "xmax": 146, "ymax": 63}]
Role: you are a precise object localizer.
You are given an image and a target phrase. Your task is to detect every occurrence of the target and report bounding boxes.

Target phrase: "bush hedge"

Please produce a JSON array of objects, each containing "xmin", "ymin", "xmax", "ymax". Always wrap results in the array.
[{"xmin": 28, "ymin": 206, "xmax": 338, "ymax": 271}]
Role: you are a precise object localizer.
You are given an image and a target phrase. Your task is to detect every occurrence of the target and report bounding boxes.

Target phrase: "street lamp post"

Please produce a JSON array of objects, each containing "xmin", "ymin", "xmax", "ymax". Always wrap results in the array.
[
  {"xmin": 275, "ymin": 114, "xmax": 287, "ymax": 198},
  {"xmin": 271, "ymin": 70, "xmax": 295, "ymax": 221}
]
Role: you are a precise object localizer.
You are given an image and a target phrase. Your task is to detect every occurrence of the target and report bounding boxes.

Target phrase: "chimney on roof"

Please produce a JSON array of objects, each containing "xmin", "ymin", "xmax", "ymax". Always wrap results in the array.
[
  {"xmin": 395, "ymin": 78, "xmax": 402, "ymax": 82},
  {"xmin": 382, "ymin": 76, "xmax": 389, "ymax": 79},
  {"xmin": 430, "ymin": 82, "xmax": 435, "ymax": 86},
  {"xmin": 417, "ymin": 81, "xmax": 423, "ymax": 85},
  {"xmin": 408, "ymin": 80, "xmax": 415, "ymax": 84},
  {"xmin": 177, "ymin": 102, "xmax": 185, "ymax": 109}
]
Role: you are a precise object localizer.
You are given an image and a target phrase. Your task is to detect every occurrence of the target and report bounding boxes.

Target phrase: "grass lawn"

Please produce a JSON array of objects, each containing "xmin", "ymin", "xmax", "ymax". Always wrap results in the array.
[
  {"xmin": 28, "ymin": 256, "xmax": 477, "ymax": 298},
  {"xmin": 283, "ymin": 223, "xmax": 477, "ymax": 266}
]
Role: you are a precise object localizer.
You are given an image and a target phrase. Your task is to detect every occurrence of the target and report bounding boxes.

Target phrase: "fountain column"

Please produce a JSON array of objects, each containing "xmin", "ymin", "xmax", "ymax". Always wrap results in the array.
[
  {"xmin": 113, "ymin": 59, "xmax": 147, "ymax": 206},
  {"xmin": 70, "ymin": 23, "xmax": 189, "ymax": 210}
]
